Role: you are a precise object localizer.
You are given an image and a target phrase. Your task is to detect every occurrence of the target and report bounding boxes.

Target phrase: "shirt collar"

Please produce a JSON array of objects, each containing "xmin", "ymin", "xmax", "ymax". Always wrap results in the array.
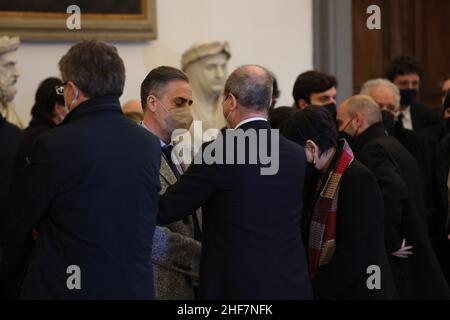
[
  {"xmin": 400, "ymin": 106, "xmax": 411, "ymax": 119},
  {"xmin": 139, "ymin": 121, "xmax": 169, "ymax": 148},
  {"xmin": 235, "ymin": 117, "xmax": 268, "ymax": 129}
]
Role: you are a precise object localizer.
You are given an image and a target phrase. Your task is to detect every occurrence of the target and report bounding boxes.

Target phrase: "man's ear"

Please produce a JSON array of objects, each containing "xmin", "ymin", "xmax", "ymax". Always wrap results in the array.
[
  {"xmin": 146, "ymin": 95, "xmax": 158, "ymax": 112},
  {"xmin": 65, "ymin": 81, "xmax": 77, "ymax": 99},
  {"xmin": 229, "ymin": 93, "xmax": 238, "ymax": 110},
  {"xmin": 355, "ymin": 112, "xmax": 364, "ymax": 127},
  {"xmin": 305, "ymin": 140, "xmax": 319, "ymax": 161}
]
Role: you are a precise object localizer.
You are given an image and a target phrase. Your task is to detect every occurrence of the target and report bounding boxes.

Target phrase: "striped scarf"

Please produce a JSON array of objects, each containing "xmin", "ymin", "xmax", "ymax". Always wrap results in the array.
[{"xmin": 308, "ymin": 140, "xmax": 354, "ymax": 279}]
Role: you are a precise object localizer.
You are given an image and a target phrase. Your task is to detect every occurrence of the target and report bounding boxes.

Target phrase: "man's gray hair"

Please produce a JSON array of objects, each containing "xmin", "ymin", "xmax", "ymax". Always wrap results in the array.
[
  {"xmin": 360, "ymin": 78, "xmax": 401, "ymax": 108},
  {"xmin": 224, "ymin": 65, "xmax": 273, "ymax": 111},
  {"xmin": 345, "ymin": 95, "xmax": 382, "ymax": 126},
  {"xmin": 59, "ymin": 40, "xmax": 125, "ymax": 98}
]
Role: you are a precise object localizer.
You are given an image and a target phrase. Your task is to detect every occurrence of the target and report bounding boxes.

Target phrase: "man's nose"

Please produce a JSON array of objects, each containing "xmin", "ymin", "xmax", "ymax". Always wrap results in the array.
[{"xmin": 215, "ymin": 66, "xmax": 224, "ymax": 79}]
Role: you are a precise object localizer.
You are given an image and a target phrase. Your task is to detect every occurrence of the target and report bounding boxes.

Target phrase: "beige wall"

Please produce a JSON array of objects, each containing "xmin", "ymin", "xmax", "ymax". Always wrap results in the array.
[{"xmin": 13, "ymin": 0, "xmax": 313, "ymax": 124}]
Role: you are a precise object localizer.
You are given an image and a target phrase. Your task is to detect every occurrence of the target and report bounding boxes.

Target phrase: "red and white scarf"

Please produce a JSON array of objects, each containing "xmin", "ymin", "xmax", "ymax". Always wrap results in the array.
[{"xmin": 308, "ymin": 140, "xmax": 354, "ymax": 279}]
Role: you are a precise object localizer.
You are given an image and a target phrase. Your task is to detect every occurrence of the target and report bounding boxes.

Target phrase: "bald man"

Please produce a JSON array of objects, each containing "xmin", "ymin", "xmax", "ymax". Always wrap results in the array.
[
  {"xmin": 158, "ymin": 65, "xmax": 312, "ymax": 299},
  {"xmin": 337, "ymin": 95, "xmax": 450, "ymax": 300},
  {"xmin": 361, "ymin": 79, "xmax": 447, "ymax": 255}
]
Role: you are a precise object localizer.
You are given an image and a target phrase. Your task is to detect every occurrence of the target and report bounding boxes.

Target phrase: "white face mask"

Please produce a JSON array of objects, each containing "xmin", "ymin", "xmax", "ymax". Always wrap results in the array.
[
  {"xmin": 225, "ymin": 107, "xmax": 235, "ymax": 128},
  {"xmin": 222, "ymin": 94, "xmax": 236, "ymax": 128}
]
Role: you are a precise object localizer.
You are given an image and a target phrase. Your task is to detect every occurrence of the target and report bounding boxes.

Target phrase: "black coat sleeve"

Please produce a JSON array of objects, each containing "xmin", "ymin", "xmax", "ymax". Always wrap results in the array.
[
  {"xmin": 158, "ymin": 148, "xmax": 221, "ymax": 225},
  {"xmin": 358, "ymin": 144, "xmax": 408, "ymax": 253},
  {"xmin": 312, "ymin": 162, "xmax": 385, "ymax": 299},
  {"xmin": 0, "ymin": 138, "xmax": 56, "ymax": 287}
]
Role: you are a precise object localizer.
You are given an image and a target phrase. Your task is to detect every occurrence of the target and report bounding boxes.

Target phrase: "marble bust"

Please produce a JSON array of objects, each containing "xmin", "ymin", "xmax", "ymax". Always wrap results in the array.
[
  {"xmin": 0, "ymin": 36, "xmax": 23, "ymax": 128},
  {"xmin": 182, "ymin": 41, "xmax": 231, "ymax": 142}
]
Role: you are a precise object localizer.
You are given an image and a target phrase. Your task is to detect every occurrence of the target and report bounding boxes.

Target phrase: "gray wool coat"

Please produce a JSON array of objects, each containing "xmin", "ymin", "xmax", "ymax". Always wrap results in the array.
[{"xmin": 152, "ymin": 154, "xmax": 202, "ymax": 300}]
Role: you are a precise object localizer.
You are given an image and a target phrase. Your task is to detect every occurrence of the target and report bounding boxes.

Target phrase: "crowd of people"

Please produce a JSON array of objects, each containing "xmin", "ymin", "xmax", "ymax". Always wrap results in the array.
[{"xmin": 0, "ymin": 40, "xmax": 449, "ymax": 300}]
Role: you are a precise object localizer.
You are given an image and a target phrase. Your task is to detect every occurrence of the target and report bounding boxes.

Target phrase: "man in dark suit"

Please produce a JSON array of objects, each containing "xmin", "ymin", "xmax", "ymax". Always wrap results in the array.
[
  {"xmin": 386, "ymin": 56, "xmax": 446, "ymax": 142},
  {"xmin": 0, "ymin": 116, "xmax": 22, "ymax": 298},
  {"xmin": 0, "ymin": 115, "xmax": 22, "ymax": 208},
  {"xmin": 360, "ymin": 79, "xmax": 444, "ymax": 246},
  {"xmin": 337, "ymin": 95, "xmax": 450, "ymax": 299},
  {"xmin": 158, "ymin": 65, "xmax": 312, "ymax": 300},
  {"xmin": 0, "ymin": 40, "xmax": 161, "ymax": 299},
  {"xmin": 0, "ymin": 115, "xmax": 23, "ymax": 298}
]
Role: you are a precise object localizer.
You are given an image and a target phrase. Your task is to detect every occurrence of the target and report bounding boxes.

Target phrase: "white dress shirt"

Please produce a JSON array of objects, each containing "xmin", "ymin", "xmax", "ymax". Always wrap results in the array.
[{"xmin": 399, "ymin": 106, "xmax": 413, "ymax": 130}]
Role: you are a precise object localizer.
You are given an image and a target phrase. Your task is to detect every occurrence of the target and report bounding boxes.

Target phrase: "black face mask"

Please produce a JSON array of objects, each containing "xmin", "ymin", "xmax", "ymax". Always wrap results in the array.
[
  {"xmin": 445, "ymin": 117, "xmax": 450, "ymax": 133},
  {"xmin": 400, "ymin": 89, "xmax": 418, "ymax": 107},
  {"xmin": 381, "ymin": 110, "xmax": 395, "ymax": 132},
  {"xmin": 322, "ymin": 103, "xmax": 337, "ymax": 120},
  {"xmin": 338, "ymin": 131, "xmax": 355, "ymax": 146}
]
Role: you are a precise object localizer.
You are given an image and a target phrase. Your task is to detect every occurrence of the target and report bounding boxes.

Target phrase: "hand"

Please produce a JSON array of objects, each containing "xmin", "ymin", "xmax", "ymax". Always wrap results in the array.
[{"xmin": 391, "ymin": 238, "xmax": 413, "ymax": 258}]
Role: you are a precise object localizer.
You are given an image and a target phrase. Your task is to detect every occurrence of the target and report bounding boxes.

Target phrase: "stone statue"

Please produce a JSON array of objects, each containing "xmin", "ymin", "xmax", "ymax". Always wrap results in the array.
[
  {"xmin": 0, "ymin": 36, "xmax": 23, "ymax": 128},
  {"xmin": 181, "ymin": 41, "xmax": 231, "ymax": 143}
]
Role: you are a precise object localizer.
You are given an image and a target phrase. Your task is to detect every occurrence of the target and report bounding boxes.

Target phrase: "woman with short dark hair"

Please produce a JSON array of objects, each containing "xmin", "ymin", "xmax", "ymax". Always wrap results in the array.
[
  {"xmin": 16, "ymin": 77, "xmax": 67, "ymax": 167},
  {"xmin": 29, "ymin": 77, "xmax": 66, "ymax": 127},
  {"xmin": 281, "ymin": 106, "xmax": 397, "ymax": 300}
]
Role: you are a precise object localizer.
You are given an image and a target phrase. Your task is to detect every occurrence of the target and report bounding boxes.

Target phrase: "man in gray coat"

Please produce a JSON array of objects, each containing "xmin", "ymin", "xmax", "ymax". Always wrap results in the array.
[{"xmin": 139, "ymin": 66, "xmax": 201, "ymax": 299}]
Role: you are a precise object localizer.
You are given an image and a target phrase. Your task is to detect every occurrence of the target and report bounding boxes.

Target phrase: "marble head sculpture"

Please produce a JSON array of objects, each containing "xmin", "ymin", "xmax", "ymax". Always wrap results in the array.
[
  {"xmin": 181, "ymin": 41, "xmax": 231, "ymax": 142},
  {"xmin": 0, "ymin": 36, "xmax": 23, "ymax": 128}
]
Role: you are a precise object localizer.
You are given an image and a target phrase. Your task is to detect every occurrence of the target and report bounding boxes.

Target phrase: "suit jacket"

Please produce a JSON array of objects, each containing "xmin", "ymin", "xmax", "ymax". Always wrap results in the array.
[
  {"xmin": 0, "ymin": 117, "xmax": 22, "ymax": 298},
  {"xmin": 351, "ymin": 122, "xmax": 450, "ymax": 299},
  {"xmin": 411, "ymin": 101, "xmax": 446, "ymax": 142},
  {"xmin": 152, "ymin": 153, "xmax": 201, "ymax": 300},
  {"xmin": 158, "ymin": 120, "xmax": 312, "ymax": 300},
  {"xmin": 438, "ymin": 134, "xmax": 450, "ymax": 284},
  {"xmin": 391, "ymin": 127, "xmax": 442, "ymax": 237},
  {"xmin": 15, "ymin": 118, "xmax": 55, "ymax": 168},
  {"xmin": 0, "ymin": 116, "xmax": 22, "ymax": 210},
  {"xmin": 0, "ymin": 96, "xmax": 161, "ymax": 299},
  {"xmin": 311, "ymin": 154, "xmax": 397, "ymax": 300}
]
